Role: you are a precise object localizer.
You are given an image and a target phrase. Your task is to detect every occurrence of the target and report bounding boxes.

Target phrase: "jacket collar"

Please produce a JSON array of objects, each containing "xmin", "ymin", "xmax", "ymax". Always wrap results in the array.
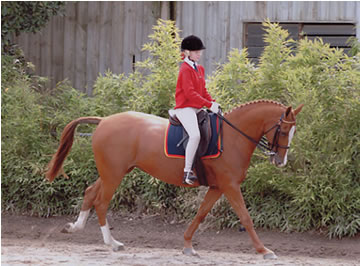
[{"xmin": 184, "ymin": 57, "xmax": 198, "ymax": 70}]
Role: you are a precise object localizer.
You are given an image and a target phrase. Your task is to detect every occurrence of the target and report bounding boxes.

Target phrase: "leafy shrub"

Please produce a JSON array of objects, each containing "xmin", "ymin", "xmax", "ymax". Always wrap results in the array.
[
  {"xmin": 92, "ymin": 71, "xmax": 139, "ymax": 116},
  {"xmin": 2, "ymin": 19, "xmax": 186, "ymax": 219},
  {"xmin": 207, "ymin": 48, "xmax": 256, "ymax": 108},
  {"xmin": 1, "ymin": 1, "xmax": 65, "ymax": 50},
  {"xmin": 133, "ymin": 19, "xmax": 181, "ymax": 117},
  {"xmin": 1, "ymin": 52, "xmax": 98, "ymax": 216},
  {"xmin": 347, "ymin": 36, "xmax": 360, "ymax": 56},
  {"xmin": 207, "ymin": 21, "xmax": 360, "ymax": 238}
]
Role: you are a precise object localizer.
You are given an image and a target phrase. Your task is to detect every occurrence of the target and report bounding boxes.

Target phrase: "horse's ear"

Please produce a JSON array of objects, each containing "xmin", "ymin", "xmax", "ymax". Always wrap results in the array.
[
  {"xmin": 285, "ymin": 106, "xmax": 292, "ymax": 117},
  {"xmin": 294, "ymin": 104, "xmax": 304, "ymax": 116}
]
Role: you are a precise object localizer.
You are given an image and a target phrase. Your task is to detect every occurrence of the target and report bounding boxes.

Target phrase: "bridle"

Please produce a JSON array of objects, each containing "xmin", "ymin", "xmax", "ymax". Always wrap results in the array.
[
  {"xmin": 263, "ymin": 113, "xmax": 296, "ymax": 154},
  {"xmin": 217, "ymin": 111, "xmax": 296, "ymax": 156}
]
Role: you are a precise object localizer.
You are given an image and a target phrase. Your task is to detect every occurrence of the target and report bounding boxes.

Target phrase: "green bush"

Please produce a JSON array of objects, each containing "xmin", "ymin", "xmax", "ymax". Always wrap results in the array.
[
  {"xmin": 1, "ymin": 19, "xmax": 186, "ymax": 219},
  {"xmin": 1, "ymin": 1, "xmax": 65, "ymax": 50},
  {"xmin": 207, "ymin": 21, "xmax": 360, "ymax": 238},
  {"xmin": 347, "ymin": 36, "xmax": 360, "ymax": 56},
  {"xmin": 1, "ymin": 52, "xmax": 98, "ymax": 216}
]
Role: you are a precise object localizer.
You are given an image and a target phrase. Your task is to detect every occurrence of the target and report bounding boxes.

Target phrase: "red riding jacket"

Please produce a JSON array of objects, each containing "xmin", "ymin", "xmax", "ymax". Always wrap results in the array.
[{"xmin": 175, "ymin": 62, "xmax": 214, "ymax": 109}]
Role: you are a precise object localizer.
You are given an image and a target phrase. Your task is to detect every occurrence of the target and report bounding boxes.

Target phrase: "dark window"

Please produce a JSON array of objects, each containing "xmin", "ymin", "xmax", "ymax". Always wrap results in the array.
[{"xmin": 244, "ymin": 22, "xmax": 356, "ymax": 63}]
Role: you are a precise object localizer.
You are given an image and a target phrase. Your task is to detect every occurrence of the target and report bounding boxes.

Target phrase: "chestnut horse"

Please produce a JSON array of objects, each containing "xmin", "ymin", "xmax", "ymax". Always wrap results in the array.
[{"xmin": 46, "ymin": 100, "xmax": 303, "ymax": 259}]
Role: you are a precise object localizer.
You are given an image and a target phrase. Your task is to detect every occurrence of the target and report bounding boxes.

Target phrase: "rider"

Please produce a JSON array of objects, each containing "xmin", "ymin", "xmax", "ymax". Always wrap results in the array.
[{"xmin": 174, "ymin": 35, "xmax": 220, "ymax": 185}]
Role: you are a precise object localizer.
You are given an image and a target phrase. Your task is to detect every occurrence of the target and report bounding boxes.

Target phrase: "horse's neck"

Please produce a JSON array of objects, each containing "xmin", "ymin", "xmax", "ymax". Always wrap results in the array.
[{"xmin": 225, "ymin": 103, "xmax": 284, "ymax": 140}]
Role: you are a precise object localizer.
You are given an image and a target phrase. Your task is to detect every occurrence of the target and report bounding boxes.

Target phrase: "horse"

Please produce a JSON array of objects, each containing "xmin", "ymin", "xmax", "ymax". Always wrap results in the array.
[{"xmin": 46, "ymin": 100, "xmax": 303, "ymax": 259}]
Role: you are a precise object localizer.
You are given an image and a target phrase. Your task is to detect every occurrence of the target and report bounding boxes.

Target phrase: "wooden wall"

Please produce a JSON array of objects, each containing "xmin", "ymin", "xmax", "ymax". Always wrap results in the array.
[
  {"xmin": 176, "ymin": 1, "xmax": 360, "ymax": 74},
  {"xmin": 13, "ymin": 2, "xmax": 161, "ymax": 95},
  {"xmin": 12, "ymin": 1, "xmax": 360, "ymax": 94}
]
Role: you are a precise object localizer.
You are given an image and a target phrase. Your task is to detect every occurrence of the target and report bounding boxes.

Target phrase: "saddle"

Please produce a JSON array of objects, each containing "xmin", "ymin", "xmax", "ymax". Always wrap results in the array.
[
  {"xmin": 168, "ymin": 109, "xmax": 212, "ymax": 157},
  {"xmin": 168, "ymin": 109, "xmax": 221, "ymax": 186}
]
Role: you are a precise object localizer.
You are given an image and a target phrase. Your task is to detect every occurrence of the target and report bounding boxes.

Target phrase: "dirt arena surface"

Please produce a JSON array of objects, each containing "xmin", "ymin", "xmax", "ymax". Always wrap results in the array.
[{"xmin": 2, "ymin": 213, "xmax": 360, "ymax": 265}]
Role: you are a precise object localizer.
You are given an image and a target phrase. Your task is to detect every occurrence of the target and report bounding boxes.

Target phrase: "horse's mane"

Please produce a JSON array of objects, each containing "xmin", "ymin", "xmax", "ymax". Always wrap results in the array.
[{"xmin": 225, "ymin": 99, "xmax": 285, "ymax": 115}]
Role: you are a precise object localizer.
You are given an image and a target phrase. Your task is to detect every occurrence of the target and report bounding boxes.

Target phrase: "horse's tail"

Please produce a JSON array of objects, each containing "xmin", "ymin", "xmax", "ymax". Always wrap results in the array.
[{"xmin": 45, "ymin": 117, "xmax": 102, "ymax": 182}]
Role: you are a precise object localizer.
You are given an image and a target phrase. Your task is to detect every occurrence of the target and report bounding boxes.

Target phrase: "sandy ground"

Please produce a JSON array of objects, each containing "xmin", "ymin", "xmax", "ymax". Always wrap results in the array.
[{"xmin": 2, "ymin": 213, "xmax": 360, "ymax": 265}]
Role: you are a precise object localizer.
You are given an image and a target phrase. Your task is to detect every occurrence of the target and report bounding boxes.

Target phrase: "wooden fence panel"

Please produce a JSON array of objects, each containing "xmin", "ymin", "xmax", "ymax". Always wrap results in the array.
[
  {"xmin": 74, "ymin": 2, "xmax": 88, "ymax": 93},
  {"xmin": 98, "ymin": 2, "xmax": 112, "ymax": 76},
  {"xmin": 176, "ymin": 1, "xmax": 358, "ymax": 76},
  {"xmin": 12, "ymin": 1, "xmax": 159, "ymax": 93},
  {"xmin": 110, "ymin": 2, "xmax": 124, "ymax": 75},
  {"xmin": 63, "ymin": 3, "xmax": 76, "ymax": 87},
  {"xmin": 86, "ymin": 2, "xmax": 100, "ymax": 95},
  {"xmin": 135, "ymin": 1, "xmax": 145, "ymax": 63},
  {"xmin": 52, "ymin": 15, "xmax": 65, "ymax": 89},
  {"xmin": 12, "ymin": 1, "xmax": 359, "ymax": 92},
  {"xmin": 39, "ymin": 20, "xmax": 51, "ymax": 79}
]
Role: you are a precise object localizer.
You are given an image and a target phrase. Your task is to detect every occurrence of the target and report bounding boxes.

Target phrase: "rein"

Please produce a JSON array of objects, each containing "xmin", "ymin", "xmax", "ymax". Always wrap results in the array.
[{"xmin": 216, "ymin": 111, "xmax": 295, "ymax": 156}]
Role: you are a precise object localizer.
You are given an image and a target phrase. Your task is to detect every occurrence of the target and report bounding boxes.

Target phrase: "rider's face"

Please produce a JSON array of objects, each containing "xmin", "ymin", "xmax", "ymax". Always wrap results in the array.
[{"xmin": 189, "ymin": 50, "xmax": 203, "ymax": 62}]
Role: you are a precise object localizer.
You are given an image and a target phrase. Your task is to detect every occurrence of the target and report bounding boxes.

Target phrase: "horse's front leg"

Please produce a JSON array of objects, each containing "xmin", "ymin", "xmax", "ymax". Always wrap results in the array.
[
  {"xmin": 62, "ymin": 178, "xmax": 101, "ymax": 233},
  {"xmin": 183, "ymin": 187, "xmax": 223, "ymax": 256},
  {"xmin": 223, "ymin": 185, "xmax": 277, "ymax": 259}
]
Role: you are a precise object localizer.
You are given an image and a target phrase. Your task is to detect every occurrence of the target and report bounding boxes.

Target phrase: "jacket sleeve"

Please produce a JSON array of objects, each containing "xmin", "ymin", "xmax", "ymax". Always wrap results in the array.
[
  {"xmin": 203, "ymin": 88, "xmax": 215, "ymax": 103},
  {"xmin": 181, "ymin": 68, "xmax": 212, "ymax": 108}
]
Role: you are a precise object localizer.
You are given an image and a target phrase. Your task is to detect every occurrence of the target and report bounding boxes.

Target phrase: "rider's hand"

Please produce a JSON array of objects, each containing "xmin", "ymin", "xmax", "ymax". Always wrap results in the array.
[{"xmin": 209, "ymin": 102, "xmax": 220, "ymax": 114}]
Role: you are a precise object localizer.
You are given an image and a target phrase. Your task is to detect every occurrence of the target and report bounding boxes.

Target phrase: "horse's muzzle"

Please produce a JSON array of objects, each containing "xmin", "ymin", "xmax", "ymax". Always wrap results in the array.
[{"xmin": 270, "ymin": 153, "xmax": 286, "ymax": 168}]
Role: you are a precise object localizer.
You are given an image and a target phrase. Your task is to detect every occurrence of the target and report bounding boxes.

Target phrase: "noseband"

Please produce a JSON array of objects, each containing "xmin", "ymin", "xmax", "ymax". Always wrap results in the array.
[{"xmin": 217, "ymin": 112, "xmax": 296, "ymax": 157}]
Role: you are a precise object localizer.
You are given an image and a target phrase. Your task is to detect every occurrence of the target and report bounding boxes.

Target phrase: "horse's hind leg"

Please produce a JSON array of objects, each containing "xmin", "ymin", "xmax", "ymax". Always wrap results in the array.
[
  {"xmin": 183, "ymin": 187, "xmax": 222, "ymax": 256},
  {"xmin": 62, "ymin": 178, "xmax": 101, "ymax": 233},
  {"xmin": 93, "ymin": 172, "xmax": 126, "ymax": 251}
]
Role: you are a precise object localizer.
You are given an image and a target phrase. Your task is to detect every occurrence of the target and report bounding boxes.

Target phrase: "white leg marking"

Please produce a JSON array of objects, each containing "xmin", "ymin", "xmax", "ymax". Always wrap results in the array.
[
  {"xmin": 283, "ymin": 126, "xmax": 296, "ymax": 166},
  {"xmin": 63, "ymin": 210, "xmax": 90, "ymax": 233},
  {"xmin": 100, "ymin": 220, "xmax": 124, "ymax": 251},
  {"xmin": 73, "ymin": 210, "xmax": 90, "ymax": 230}
]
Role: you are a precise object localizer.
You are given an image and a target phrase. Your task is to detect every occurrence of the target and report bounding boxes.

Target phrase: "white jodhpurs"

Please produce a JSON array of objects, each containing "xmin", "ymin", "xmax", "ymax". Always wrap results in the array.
[{"xmin": 173, "ymin": 107, "xmax": 201, "ymax": 172}]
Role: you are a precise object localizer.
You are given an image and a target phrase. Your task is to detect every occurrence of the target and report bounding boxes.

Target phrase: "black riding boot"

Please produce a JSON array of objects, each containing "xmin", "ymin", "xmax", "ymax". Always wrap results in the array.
[{"xmin": 183, "ymin": 171, "xmax": 197, "ymax": 185}]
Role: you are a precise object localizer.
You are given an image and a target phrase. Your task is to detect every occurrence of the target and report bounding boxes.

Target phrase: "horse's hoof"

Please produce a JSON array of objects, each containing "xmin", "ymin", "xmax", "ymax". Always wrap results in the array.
[
  {"xmin": 61, "ymin": 223, "xmax": 73, "ymax": 233},
  {"xmin": 182, "ymin": 247, "xmax": 199, "ymax": 257},
  {"xmin": 263, "ymin": 252, "xmax": 278, "ymax": 259},
  {"xmin": 112, "ymin": 244, "xmax": 125, "ymax": 252}
]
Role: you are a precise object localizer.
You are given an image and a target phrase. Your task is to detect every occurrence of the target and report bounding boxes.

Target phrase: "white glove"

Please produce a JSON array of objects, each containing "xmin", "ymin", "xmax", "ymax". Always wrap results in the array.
[{"xmin": 209, "ymin": 102, "xmax": 220, "ymax": 114}]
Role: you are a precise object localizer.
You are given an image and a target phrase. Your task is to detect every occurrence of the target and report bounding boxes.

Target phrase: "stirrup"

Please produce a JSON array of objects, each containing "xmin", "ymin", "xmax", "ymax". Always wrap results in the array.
[{"xmin": 183, "ymin": 171, "xmax": 197, "ymax": 185}]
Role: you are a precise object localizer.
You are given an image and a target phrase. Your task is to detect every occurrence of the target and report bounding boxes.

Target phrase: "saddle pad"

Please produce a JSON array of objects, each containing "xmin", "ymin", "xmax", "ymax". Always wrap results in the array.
[{"xmin": 164, "ymin": 113, "xmax": 222, "ymax": 159}]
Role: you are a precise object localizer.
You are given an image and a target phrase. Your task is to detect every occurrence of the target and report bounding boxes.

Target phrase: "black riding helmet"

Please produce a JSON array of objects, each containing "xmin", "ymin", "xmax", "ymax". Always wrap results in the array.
[{"xmin": 181, "ymin": 35, "xmax": 206, "ymax": 51}]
